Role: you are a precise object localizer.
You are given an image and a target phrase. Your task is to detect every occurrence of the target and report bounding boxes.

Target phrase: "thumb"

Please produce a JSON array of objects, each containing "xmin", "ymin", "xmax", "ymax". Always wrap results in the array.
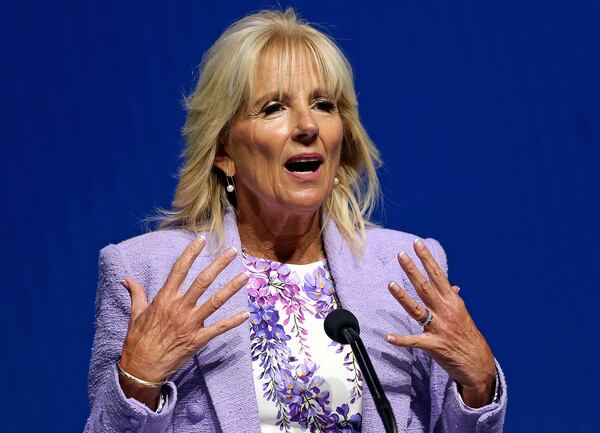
[{"xmin": 120, "ymin": 279, "xmax": 148, "ymax": 322}]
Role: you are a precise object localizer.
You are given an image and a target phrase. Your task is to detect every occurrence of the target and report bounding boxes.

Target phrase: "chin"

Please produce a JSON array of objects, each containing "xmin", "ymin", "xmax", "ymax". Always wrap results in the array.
[{"xmin": 280, "ymin": 192, "xmax": 328, "ymax": 214}]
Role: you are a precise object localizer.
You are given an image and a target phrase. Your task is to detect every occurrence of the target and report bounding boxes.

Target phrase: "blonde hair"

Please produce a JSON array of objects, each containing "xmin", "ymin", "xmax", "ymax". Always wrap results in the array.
[{"xmin": 145, "ymin": 8, "xmax": 382, "ymax": 259}]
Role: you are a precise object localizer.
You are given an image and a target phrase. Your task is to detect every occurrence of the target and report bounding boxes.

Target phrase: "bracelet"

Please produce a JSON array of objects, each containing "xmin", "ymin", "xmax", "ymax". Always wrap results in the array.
[
  {"xmin": 491, "ymin": 369, "xmax": 501, "ymax": 403},
  {"xmin": 116, "ymin": 358, "xmax": 167, "ymax": 388}
]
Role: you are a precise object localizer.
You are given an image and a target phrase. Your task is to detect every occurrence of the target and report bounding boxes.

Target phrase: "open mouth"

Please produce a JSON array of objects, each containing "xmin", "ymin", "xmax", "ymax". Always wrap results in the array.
[
  {"xmin": 284, "ymin": 154, "xmax": 324, "ymax": 173},
  {"xmin": 284, "ymin": 159, "xmax": 323, "ymax": 172}
]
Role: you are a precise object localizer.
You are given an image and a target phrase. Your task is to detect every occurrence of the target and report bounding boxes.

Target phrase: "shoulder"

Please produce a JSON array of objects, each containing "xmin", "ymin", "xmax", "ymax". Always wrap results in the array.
[
  {"xmin": 365, "ymin": 224, "xmax": 418, "ymax": 244},
  {"xmin": 114, "ymin": 228, "xmax": 195, "ymax": 255},
  {"xmin": 364, "ymin": 224, "xmax": 448, "ymax": 274},
  {"xmin": 98, "ymin": 228, "xmax": 198, "ymax": 277},
  {"xmin": 100, "ymin": 228, "xmax": 195, "ymax": 257}
]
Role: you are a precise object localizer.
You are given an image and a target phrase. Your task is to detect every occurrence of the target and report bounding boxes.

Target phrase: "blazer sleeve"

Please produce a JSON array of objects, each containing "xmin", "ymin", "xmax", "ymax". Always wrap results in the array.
[
  {"xmin": 422, "ymin": 238, "xmax": 508, "ymax": 433},
  {"xmin": 83, "ymin": 244, "xmax": 178, "ymax": 433}
]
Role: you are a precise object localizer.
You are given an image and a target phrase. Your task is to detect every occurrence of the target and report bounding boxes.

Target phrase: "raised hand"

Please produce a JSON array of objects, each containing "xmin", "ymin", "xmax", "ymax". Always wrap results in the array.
[
  {"xmin": 386, "ymin": 239, "xmax": 496, "ymax": 408},
  {"xmin": 118, "ymin": 235, "xmax": 249, "ymax": 409}
]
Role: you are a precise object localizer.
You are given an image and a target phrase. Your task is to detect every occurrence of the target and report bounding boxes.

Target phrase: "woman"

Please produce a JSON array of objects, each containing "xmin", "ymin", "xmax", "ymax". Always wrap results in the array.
[{"xmin": 85, "ymin": 8, "xmax": 507, "ymax": 433}]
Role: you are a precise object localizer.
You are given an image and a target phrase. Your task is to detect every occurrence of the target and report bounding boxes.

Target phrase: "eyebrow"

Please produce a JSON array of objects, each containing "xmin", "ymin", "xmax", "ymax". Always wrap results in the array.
[{"xmin": 253, "ymin": 87, "xmax": 331, "ymax": 107}]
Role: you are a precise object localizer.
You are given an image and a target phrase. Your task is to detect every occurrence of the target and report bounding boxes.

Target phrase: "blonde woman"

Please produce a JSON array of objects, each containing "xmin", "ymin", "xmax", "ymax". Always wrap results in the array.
[{"xmin": 85, "ymin": 8, "xmax": 507, "ymax": 433}]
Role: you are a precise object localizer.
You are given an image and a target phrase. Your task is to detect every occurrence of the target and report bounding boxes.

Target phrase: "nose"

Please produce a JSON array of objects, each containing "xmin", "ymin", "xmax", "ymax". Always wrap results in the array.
[{"xmin": 291, "ymin": 107, "xmax": 319, "ymax": 145}]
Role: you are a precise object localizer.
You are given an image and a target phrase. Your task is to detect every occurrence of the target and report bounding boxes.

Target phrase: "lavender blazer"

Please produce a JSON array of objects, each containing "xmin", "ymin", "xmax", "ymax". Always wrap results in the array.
[{"xmin": 84, "ymin": 209, "xmax": 507, "ymax": 433}]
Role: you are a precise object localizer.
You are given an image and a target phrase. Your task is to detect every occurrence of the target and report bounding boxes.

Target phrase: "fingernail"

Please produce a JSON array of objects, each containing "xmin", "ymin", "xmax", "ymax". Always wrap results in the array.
[
  {"xmin": 399, "ymin": 251, "xmax": 410, "ymax": 263},
  {"xmin": 120, "ymin": 280, "xmax": 129, "ymax": 289},
  {"xmin": 241, "ymin": 271, "xmax": 250, "ymax": 280},
  {"xmin": 386, "ymin": 334, "xmax": 394, "ymax": 343},
  {"xmin": 414, "ymin": 238, "xmax": 424, "ymax": 249},
  {"xmin": 388, "ymin": 281, "xmax": 399, "ymax": 293},
  {"xmin": 240, "ymin": 311, "xmax": 250, "ymax": 320},
  {"xmin": 194, "ymin": 235, "xmax": 206, "ymax": 245},
  {"xmin": 225, "ymin": 247, "xmax": 238, "ymax": 258}
]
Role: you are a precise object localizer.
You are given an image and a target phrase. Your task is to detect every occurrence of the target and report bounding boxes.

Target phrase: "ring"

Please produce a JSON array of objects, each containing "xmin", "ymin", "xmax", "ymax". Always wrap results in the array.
[{"xmin": 418, "ymin": 308, "xmax": 433, "ymax": 328}]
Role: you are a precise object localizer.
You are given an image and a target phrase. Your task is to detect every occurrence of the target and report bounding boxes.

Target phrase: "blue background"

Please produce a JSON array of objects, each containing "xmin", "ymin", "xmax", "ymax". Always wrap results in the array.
[{"xmin": 1, "ymin": 1, "xmax": 598, "ymax": 432}]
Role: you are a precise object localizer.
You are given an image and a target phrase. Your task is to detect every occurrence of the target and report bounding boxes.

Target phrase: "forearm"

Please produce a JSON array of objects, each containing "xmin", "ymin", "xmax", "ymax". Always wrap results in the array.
[{"xmin": 436, "ymin": 359, "xmax": 507, "ymax": 433}]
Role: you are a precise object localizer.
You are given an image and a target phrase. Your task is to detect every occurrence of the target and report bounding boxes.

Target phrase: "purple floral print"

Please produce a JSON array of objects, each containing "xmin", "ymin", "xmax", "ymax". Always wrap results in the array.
[{"xmin": 244, "ymin": 252, "xmax": 363, "ymax": 433}]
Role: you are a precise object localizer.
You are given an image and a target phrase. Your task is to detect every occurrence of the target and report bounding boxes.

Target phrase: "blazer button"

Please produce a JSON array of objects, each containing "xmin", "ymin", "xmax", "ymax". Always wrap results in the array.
[{"xmin": 186, "ymin": 403, "xmax": 205, "ymax": 423}]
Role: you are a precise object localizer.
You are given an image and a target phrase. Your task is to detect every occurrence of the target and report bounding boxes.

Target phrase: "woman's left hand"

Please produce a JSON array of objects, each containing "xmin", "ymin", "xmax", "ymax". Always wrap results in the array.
[{"xmin": 386, "ymin": 238, "xmax": 496, "ymax": 408}]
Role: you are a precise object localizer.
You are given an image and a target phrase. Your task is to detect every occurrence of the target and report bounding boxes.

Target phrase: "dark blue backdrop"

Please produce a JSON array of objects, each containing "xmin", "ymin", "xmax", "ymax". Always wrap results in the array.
[{"xmin": 1, "ymin": 1, "xmax": 598, "ymax": 432}]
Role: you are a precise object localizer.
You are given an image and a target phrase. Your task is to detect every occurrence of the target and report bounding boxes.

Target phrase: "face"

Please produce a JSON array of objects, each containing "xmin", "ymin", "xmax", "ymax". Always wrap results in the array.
[{"xmin": 216, "ymin": 51, "xmax": 343, "ymax": 217}]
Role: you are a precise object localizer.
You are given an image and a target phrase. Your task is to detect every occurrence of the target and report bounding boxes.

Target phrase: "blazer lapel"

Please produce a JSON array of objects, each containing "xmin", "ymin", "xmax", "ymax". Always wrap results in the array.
[
  {"xmin": 193, "ymin": 208, "xmax": 260, "ymax": 433},
  {"xmin": 323, "ymin": 219, "xmax": 411, "ymax": 433}
]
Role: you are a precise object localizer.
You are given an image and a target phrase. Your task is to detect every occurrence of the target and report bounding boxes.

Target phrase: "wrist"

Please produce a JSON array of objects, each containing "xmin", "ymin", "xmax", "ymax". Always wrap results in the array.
[
  {"xmin": 118, "ymin": 373, "xmax": 162, "ymax": 411},
  {"xmin": 458, "ymin": 373, "xmax": 496, "ymax": 408},
  {"xmin": 118, "ymin": 351, "xmax": 168, "ymax": 384},
  {"xmin": 117, "ymin": 357, "xmax": 168, "ymax": 387},
  {"xmin": 116, "ymin": 356, "xmax": 169, "ymax": 411}
]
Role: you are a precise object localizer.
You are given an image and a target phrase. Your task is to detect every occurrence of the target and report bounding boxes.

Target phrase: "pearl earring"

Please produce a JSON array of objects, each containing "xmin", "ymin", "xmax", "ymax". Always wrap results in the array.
[
  {"xmin": 334, "ymin": 177, "xmax": 339, "ymax": 185},
  {"xmin": 226, "ymin": 175, "xmax": 235, "ymax": 193}
]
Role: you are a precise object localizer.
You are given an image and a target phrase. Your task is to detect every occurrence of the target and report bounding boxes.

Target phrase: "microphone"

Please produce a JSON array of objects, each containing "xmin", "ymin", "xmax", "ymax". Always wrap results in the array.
[{"xmin": 324, "ymin": 308, "xmax": 397, "ymax": 433}]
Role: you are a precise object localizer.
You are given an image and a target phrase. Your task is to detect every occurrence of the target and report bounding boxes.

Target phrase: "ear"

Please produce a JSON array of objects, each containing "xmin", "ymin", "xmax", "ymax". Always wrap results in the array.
[
  {"xmin": 213, "ymin": 137, "xmax": 236, "ymax": 176},
  {"xmin": 213, "ymin": 154, "xmax": 236, "ymax": 177}
]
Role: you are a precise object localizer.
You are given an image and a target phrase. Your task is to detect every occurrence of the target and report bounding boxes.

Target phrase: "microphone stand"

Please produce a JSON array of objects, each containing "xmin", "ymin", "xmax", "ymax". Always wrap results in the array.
[{"xmin": 341, "ymin": 327, "xmax": 397, "ymax": 433}]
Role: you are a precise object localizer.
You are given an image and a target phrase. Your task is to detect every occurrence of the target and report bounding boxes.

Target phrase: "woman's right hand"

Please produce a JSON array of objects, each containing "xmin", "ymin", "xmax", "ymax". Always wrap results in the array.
[{"xmin": 117, "ymin": 235, "xmax": 249, "ymax": 409}]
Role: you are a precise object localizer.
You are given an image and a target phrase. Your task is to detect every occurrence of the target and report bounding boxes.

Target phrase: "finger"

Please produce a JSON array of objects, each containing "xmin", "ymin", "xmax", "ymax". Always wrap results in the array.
[
  {"xmin": 163, "ymin": 236, "xmax": 206, "ymax": 296},
  {"xmin": 198, "ymin": 310, "xmax": 250, "ymax": 345},
  {"xmin": 397, "ymin": 251, "xmax": 442, "ymax": 308},
  {"xmin": 412, "ymin": 239, "xmax": 453, "ymax": 297},
  {"xmin": 120, "ymin": 279, "xmax": 148, "ymax": 322},
  {"xmin": 194, "ymin": 271, "xmax": 249, "ymax": 320},
  {"xmin": 184, "ymin": 246, "xmax": 240, "ymax": 304},
  {"xmin": 388, "ymin": 281, "xmax": 430, "ymax": 324},
  {"xmin": 386, "ymin": 332, "xmax": 434, "ymax": 351}
]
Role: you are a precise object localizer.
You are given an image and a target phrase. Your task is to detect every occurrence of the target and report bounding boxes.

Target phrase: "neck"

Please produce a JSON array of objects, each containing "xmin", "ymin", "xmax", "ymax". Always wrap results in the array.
[{"xmin": 235, "ymin": 203, "xmax": 324, "ymax": 265}]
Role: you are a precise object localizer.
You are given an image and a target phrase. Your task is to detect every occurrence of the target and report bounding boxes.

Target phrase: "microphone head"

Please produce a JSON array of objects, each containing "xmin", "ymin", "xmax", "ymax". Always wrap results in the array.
[{"xmin": 324, "ymin": 308, "xmax": 360, "ymax": 344}]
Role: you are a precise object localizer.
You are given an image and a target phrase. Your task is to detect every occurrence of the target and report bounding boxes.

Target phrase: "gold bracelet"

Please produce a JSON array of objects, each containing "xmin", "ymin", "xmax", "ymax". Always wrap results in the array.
[{"xmin": 116, "ymin": 358, "xmax": 167, "ymax": 388}]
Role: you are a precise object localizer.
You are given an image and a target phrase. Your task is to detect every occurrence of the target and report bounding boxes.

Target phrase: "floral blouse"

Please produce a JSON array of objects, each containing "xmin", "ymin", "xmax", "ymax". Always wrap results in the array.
[{"xmin": 243, "ymin": 251, "xmax": 363, "ymax": 433}]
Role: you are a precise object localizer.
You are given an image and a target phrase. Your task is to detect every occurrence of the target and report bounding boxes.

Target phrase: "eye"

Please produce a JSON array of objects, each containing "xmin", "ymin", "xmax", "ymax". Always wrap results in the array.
[
  {"xmin": 313, "ymin": 100, "xmax": 336, "ymax": 112},
  {"xmin": 263, "ymin": 102, "xmax": 284, "ymax": 116}
]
